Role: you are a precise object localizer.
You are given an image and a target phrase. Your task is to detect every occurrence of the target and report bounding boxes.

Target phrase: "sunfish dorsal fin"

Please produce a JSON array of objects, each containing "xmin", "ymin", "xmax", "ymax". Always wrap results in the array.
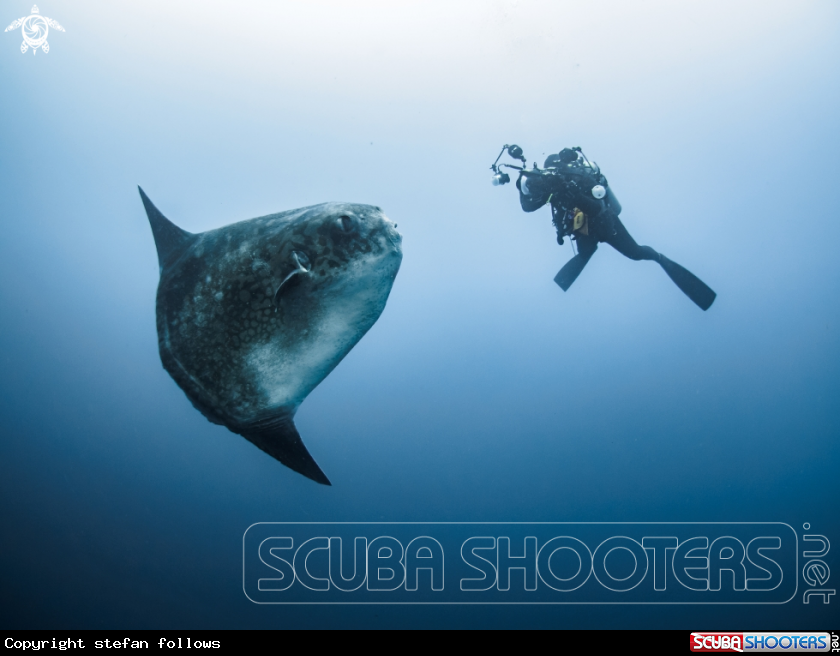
[{"xmin": 138, "ymin": 186, "xmax": 196, "ymax": 272}]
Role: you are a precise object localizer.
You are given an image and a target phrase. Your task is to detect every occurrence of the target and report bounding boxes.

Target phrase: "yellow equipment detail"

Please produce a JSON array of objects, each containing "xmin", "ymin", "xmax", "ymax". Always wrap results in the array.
[{"xmin": 573, "ymin": 208, "xmax": 588, "ymax": 234}]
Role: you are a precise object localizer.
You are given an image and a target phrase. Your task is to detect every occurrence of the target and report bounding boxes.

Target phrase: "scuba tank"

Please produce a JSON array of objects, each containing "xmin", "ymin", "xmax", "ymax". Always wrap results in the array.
[
  {"xmin": 551, "ymin": 175, "xmax": 622, "ymax": 244},
  {"xmin": 603, "ymin": 183, "xmax": 621, "ymax": 215},
  {"xmin": 576, "ymin": 148, "xmax": 622, "ymax": 216}
]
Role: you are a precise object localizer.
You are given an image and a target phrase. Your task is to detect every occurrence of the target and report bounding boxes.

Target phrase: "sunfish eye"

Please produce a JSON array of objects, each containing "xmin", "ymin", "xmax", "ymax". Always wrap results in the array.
[{"xmin": 338, "ymin": 215, "xmax": 354, "ymax": 232}]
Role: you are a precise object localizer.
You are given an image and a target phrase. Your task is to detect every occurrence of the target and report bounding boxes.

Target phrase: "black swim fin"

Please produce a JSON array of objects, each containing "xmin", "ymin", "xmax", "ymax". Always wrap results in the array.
[
  {"xmin": 235, "ymin": 414, "xmax": 331, "ymax": 486},
  {"xmin": 554, "ymin": 247, "xmax": 597, "ymax": 291},
  {"xmin": 658, "ymin": 255, "xmax": 716, "ymax": 311}
]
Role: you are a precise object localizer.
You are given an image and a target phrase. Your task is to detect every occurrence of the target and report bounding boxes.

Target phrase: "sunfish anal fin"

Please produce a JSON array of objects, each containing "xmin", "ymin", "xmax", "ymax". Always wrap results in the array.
[{"xmin": 235, "ymin": 414, "xmax": 331, "ymax": 486}]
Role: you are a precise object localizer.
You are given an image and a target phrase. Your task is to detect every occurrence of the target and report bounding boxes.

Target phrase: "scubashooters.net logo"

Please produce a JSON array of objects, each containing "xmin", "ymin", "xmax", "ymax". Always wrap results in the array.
[
  {"xmin": 4, "ymin": 5, "xmax": 64, "ymax": 55},
  {"xmin": 242, "ymin": 523, "xmax": 821, "ymax": 604},
  {"xmin": 690, "ymin": 632, "xmax": 832, "ymax": 652}
]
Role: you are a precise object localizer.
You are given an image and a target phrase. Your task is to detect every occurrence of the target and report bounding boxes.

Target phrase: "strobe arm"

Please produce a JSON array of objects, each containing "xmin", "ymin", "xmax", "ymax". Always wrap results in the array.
[
  {"xmin": 491, "ymin": 146, "xmax": 508, "ymax": 172},
  {"xmin": 491, "ymin": 144, "xmax": 527, "ymax": 186},
  {"xmin": 491, "ymin": 144, "xmax": 527, "ymax": 172}
]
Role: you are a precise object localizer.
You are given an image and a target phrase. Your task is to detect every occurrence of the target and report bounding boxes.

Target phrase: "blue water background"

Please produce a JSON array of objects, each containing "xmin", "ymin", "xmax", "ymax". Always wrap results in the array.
[{"xmin": 0, "ymin": 0, "xmax": 837, "ymax": 628}]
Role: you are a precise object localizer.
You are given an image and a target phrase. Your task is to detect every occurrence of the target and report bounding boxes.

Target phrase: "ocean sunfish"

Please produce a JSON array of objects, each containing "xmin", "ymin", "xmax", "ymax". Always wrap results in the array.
[{"xmin": 139, "ymin": 188, "xmax": 402, "ymax": 485}]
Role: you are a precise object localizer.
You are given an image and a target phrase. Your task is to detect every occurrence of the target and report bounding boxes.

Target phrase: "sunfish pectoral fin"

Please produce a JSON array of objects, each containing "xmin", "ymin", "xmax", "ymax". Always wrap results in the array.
[
  {"xmin": 234, "ymin": 414, "xmax": 331, "ymax": 486},
  {"xmin": 273, "ymin": 250, "xmax": 312, "ymax": 304},
  {"xmin": 138, "ymin": 186, "xmax": 197, "ymax": 273}
]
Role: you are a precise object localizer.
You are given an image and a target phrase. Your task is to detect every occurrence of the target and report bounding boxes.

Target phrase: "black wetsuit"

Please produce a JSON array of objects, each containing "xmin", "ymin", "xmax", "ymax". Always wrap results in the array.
[
  {"xmin": 516, "ymin": 161, "xmax": 716, "ymax": 310},
  {"xmin": 555, "ymin": 210, "xmax": 660, "ymax": 291}
]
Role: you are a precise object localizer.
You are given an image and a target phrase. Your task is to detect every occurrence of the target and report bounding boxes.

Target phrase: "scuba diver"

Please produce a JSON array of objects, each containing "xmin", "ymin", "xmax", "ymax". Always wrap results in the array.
[{"xmin": 490, "ymin": 145, "xmax": 716, "ymax": 310}]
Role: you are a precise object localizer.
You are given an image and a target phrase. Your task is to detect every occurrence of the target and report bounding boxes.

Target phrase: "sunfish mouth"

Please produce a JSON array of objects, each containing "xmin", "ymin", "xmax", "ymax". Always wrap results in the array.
[{"xmin": 386, "ymin": 221, "xmax": 402, "ymax": 251}]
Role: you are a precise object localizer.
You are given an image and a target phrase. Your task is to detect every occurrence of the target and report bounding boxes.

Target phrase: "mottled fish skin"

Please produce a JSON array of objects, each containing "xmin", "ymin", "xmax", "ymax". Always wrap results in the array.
[{"xmin": 141, "ymin": 189, "xmax": 402, "ymax": 484}]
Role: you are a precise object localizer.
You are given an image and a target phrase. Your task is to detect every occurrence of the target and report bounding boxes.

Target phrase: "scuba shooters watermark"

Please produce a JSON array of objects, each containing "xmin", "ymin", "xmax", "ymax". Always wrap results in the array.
[{"xmin": 242, "ymin": 522, "xmax": 834, "ymax": 605}]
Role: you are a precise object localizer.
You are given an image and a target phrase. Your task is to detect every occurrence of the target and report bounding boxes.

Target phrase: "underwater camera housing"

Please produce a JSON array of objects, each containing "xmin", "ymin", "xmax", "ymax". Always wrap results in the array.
[{"xmin": 490, "ymin": 144, "xmax": 526, "ymax": 186}]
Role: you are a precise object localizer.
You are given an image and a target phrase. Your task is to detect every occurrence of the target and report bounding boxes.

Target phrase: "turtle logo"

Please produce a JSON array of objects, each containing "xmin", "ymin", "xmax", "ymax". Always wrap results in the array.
[{"xmin": 5, "ymin": 5, "xmax": 64, "ymax": 55}]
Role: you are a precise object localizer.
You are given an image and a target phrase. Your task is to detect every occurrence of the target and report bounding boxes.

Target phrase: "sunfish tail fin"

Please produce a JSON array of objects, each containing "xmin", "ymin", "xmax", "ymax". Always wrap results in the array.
[
  {"xmin": 236, "ymin": 414, "xmax": 332, "ymax": 486},
  {"xmin": 658, "ymin": 255, "xmax": 716, "ymax": 311},
  {"xmin": 138, "ymin": 186, "xmax": 196, "ymax": 272}
]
